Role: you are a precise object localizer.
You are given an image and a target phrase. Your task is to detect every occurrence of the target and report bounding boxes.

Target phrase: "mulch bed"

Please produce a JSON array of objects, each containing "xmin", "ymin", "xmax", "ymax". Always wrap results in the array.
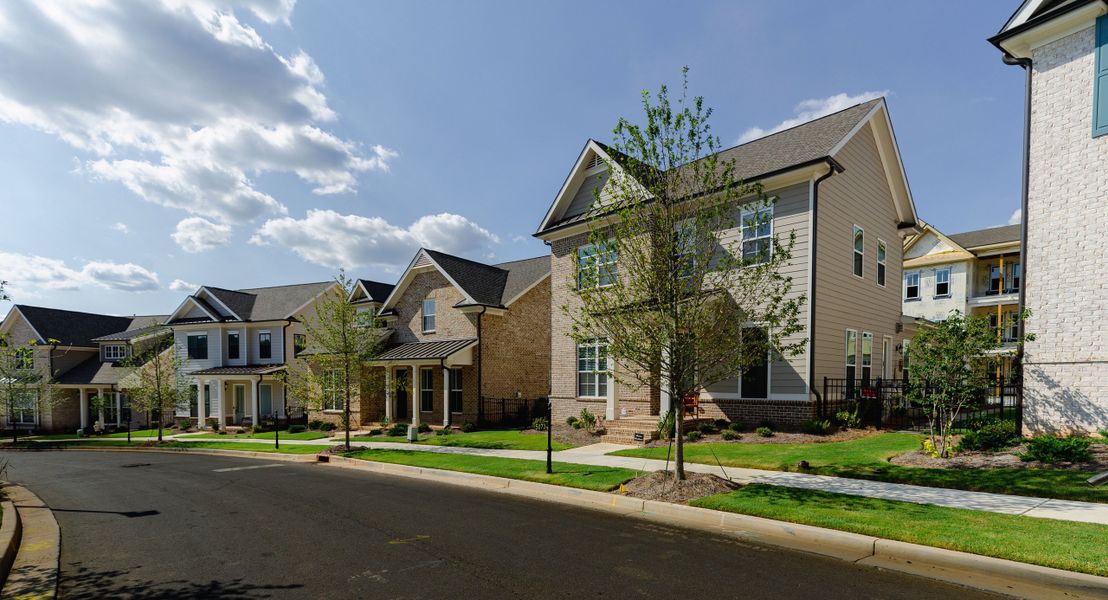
[
  {"xmin": 891, "ymin": 442, "xmax": 1108, "ymax": 471},
  {"xmin": 642, "ymin": 427, "xmax": 877, "ymax": 448},
  {"xmin": 520, "ymin": 424, "xmax": 604, "ymax": 447},
  {"xmin": 621, "ymin": 470, "xmax": 740, "ymax": 504}
]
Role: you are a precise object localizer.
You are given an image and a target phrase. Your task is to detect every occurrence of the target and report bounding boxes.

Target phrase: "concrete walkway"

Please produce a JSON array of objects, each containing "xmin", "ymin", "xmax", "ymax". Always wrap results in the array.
[{"xmin": 24, "ymin": 434, "xmax": 1108, "ymax": 525}]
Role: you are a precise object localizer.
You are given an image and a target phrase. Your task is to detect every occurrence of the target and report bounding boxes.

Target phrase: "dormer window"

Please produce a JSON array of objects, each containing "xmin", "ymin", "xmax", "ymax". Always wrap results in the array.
[
  {"xmin": 104, "ymin": 345, "xmax": 127, "ymax": 361},
  {"xmin": 422, "ymin": 299, "xmax": 436, "ymax": 332}
]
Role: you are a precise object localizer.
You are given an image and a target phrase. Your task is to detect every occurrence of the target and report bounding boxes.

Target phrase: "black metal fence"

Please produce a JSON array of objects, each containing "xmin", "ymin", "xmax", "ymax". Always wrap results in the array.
[
  {"xmin": 477, "ymin": 397, "xmax": 549, "ymax": 427},
  {"xmin": 820, "ymin": 378, "xmax": 1021, "ymax": 432}
]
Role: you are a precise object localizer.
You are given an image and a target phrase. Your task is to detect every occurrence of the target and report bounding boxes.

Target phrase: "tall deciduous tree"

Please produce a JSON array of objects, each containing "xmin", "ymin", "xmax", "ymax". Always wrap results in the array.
[
  {"xmin": 0, "ymin": 334, "xmax": 54, "ymax": 443},
  {"xmin": 121, "ymin": 325, "xmax": 187, "ymax": 442},
  {"xmin": 287, "ymin": 272, "xmax": 387, "ymax": 450},
  {"xmin": 906, "ymin": 310, "xmax": 1032, "ymax": 458},
  {"xmin": 565, "ymin": 69, "xmax": 806, "ymax": 480}
]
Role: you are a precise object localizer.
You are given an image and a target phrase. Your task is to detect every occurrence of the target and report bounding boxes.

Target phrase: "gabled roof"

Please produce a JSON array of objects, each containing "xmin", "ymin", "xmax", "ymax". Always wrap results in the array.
[
  {"xmin": 990, "ymin": 0, "xmax": 1107, "ymax": 57},
  {"xmin": 535, "ymin": 97, "xmax": 916, "ymax": 237},
  {"xmin": 54, "ymin": 356, "xmax": 126, "ymax": 385},
  {"xmin": 91, "ymin": 317, "xmax": 170, "ymax": 343},
  {"xmin": 947, "ymin": 224, "xmax": 1021, "ymax": 250},
  {"xmin": 2, "ymin": 305, "xmax": 136, "ymax": 347},
  {"xmin": 351, "ymin": 279, "xmax": 395, "ymax": 305},
  {"xmin": 381, "ymin": 249, "xmax": 551, "ymax": 311},
  {"xmin": 166, "ymin": 282, "xmax": 338, "ymax": 325}
]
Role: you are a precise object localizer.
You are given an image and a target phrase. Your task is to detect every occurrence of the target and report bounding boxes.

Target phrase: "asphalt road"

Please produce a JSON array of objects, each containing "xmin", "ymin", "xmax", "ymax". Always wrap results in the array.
[{"xmin": 2, "ymin": 451, "xmax": 1003, "ymax": 600}]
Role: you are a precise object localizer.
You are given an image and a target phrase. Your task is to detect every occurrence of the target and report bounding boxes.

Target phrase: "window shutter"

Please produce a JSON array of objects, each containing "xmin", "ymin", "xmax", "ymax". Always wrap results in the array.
[{"xmin": 1094, "ymin": 15, "xmax": 1108, "ymax": 136}]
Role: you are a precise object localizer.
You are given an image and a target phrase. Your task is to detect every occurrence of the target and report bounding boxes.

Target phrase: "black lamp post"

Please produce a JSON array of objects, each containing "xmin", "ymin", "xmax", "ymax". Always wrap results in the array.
[{"xmin": 546, "ymin": 400, "xmax": 552, "ymax": 474}]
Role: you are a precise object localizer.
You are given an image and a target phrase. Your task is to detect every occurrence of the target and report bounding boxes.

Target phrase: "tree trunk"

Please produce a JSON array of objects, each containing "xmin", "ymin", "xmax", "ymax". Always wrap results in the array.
[{"xmin": 674, "ymin": 397, "xmax": 685, "ymax": 481}]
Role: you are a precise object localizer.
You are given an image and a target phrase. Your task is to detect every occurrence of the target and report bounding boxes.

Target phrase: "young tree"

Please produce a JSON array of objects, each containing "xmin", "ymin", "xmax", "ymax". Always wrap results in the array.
[
  {"xmin": 0, "ymin": 334, "xmax": 54, "ymax": 443},
  {"xmin": 566, "ymin": 69, "xmax": 806, "ymax": 480},
  {"xmin": 121, "ymin": 330, "xmax": 187, "ymax": 442},
  {"xmin": 906, "ymin": 310, "xmax": 1032, "ymax": 458},
  {"xmin": 286, "ymin": 272, "xmax": 387, "ymax": 450},
  {"xmin": 0, "ymin": 280, "xmax": 8, "ymax": 301}
]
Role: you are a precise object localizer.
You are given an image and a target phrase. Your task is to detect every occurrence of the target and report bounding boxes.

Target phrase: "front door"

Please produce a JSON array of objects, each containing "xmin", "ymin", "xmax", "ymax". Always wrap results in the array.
[
  {"xmin": 395, "ymin": 369, "xmax": 409, "ymax": 420},
  {"xmin": 234, "ymin": 385, "xmax": 245, "ymax": 424}
]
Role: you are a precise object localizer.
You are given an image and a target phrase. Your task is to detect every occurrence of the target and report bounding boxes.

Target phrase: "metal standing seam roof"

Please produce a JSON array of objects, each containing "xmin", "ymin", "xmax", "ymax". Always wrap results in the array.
[
  {"xmin": 373, "ymin": 338, "xmax": 478, "ymax": 361},
  {"xmin": 188, "ymin": 365, "xmax": 287, "ymax": 376}
]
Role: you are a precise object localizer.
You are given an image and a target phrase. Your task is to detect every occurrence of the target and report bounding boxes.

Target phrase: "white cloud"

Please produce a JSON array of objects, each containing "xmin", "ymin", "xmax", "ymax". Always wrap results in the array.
[
  {"xmin": 0, "ymin": 252, "xmax": 160, "ymax": 295},
  {"xmin": 0, "ymin": 0, "xmax": 394, "ymax": 230},
  {"xmin": 736, "ymin": 91, "xmax": 888, "ymax": 144},
  {"xmin": 112, "ymin": 222, "xmax": 129, "ymax": 234},
  {"xmin": 172, "ymin": 217, "xmax": 233, "ymax": 253},
  {"xmin": 169, "ymin": 278, "xmax": 197, "ymax": 292},
  {"xmin": 1007, "ymin": 208, "xmax": 1021, "ymax": 225},
  {"xmin": 250, "ymin": 210, "xmax": 500, "ymax": 269}
]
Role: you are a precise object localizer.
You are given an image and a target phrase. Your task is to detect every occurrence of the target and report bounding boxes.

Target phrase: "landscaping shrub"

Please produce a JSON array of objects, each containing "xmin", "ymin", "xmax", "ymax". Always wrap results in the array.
[
  {"xmin": 656, "ymin": 411, "xmax": 675, "ymax": 440},
  {"xmin": 288, "ymin": 424, "xmax": 306, "ymax": 434},
  {"xmin": 756, "ymin": 426, "xmax": 774, "ymax": 438},
  {"xmin": 207, "ymin": 418, "xmax": 220, "ymax": 432},
  {"xmin": 714, "ymin": 419, "xmax": 729, "ymax": 430},
  {"xmin": 368, "ymin": 428, "xmax": 383, "ymax": 436},
  {"xmin": 801, "ymin": 419, "xmax": 832, "ymax": 436},
  {"xmin": 531, "ymin": 417, "xmax": 549, "ymax": 431},
  {"xmin": 758, "ymin": 420, "xmax": 777, "ymax": 431},
  {"xmin": 565, "ymin": 415, "xmax": 578, "ymax": 427},
  {"xmin": 720, "ymin": 429, "xmax": 740, "ymax": 441},
  {"xmin": 320, "ymin": 422, "xmax": 337, "ymax": 432},
  {"xmin": 386, "ymin": 423, "xmax": 409, "ymax": 437},
  {"xmin": 176, "ymin": 418, "xmax": 192, "ymax": 430},
  {"xmin": 417, "ymin": 422, "xmax": 432, "ymax": 434},
  {"xmin": 696, "ymin": 421, "xmax": 717, "ymax": 435},
  {"xmin": 308, "ymin": 419, "xmax": 324, "ymax": 430},
  {"xmin": 1019, "ymin": 435, "xmax": 1093, "ymax": 464},
  {"xmin": 834, "ymin": 409, "xmax": 861, "ymax": 429},
  {"xmin": 727, "ymin": 421, "xmax": 744, "ymax": 433},
  {"xmin": 252, "ymin": 424, "xmax": 269, "ymax": 434},
  {"xmin": 461, "ymin": 421, "xmax": 477, "ymax": 433},
  {"xmin": 686, "ymin": 430, "xmax": 703, "ymax": 442},
  {"xmin": 436, "ymin": 428, "xmax": 452, "ymax": 436},
  {"xmin": 578, "ymin": 408, "xmax": 597, "ymax": 432},
  {"xmin": 957, "ymin": 419, "xmax": 1019, "ymax": 452}
]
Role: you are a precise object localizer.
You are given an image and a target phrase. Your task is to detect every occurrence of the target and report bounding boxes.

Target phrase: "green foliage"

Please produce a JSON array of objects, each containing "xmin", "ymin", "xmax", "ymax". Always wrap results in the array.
[
  {"xmin": 756, "ymin": 426, "xmax": 774, "ymax": 438},
  {"xmin": 565, "ymin": 415, "xmax": 578, "ymax": 427},
  {"xmin": 686, "ymin": 430, "xmax": 703, "ymax": 442},
  {"xmin": 461, "ymin": 421, "xmax": 477, "ymax": 433},
  {"xmin": 578, "ymin": 408, "xmax": 597, "ymax": 432},
  {"xmin": 1099, "ymin": 428, "xmax": 1108, "ymax": 440},
  {"xmin": 696, "ymin": 421, "xmax": 717, "ymax": 435},
  {"xmin": 957, "ymin": 420, "xmax": 1019, "ymax": 452},
  {"xmin": 288, "ymin": 424, "xmax": 306, "ymax": 434},
  {"xmin": 436, "ymin": 428, "xmax": 452, "ymax": 436},
  {"xmin": 308, "ymin": 419, "xmax": 324, "ymax": 430},
  {"xmin": 386, "ymin": 423, "xmax": 409, "ymax": 437},
  {"xmin": 206, "ymin": 418, "xmax": 220, "ymax": 432},
  {"xmin": 714, "ymin": 419, "xmax": 729, "ymax": 430},
  {"xmin": 417, "ymin": 422, "xmax": 432, "ymax": 433},
  {"xmin": 720, "ymin": 429, "xmax": 740, "ymax": 441},
  {"xmin": 176, "ymin": 418, "xmax": 192, "ymax": 430},
  {"xmin": 834, "ymin": 409, "xmax": 861, "ymax": 429},
  {"xmin": 801, "ymin": 419, "xmax": 832, "ymax": 436},
  {"xmin": 656, "ymin": 410, "xmax": 675, "ymax": 440},
  {"xmin": 727, "ymin": 421, "xmax": 744, "ymax": 433},
  {"xmin": 368, "ymin": 428, "xmax": 383, "ymax": 436},
  {"xmin": 320, "ymin": 422, "xmax": 337, "ymax": 432},
  {"xmin": 1019, "ymin": 436, "xmax": 1093, "ymax": 464},
  {"xmin": 252, "ymin": 424, "xmax": 269, "ymax": 434},
  {"xmin": 531, "ymin": 416, "xmax": 549, "ymax": 431}
]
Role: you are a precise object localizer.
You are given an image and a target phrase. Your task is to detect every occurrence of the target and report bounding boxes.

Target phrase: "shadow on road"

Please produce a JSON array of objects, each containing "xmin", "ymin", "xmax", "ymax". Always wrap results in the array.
[{"xmin": 61, "ymin": 563, "xmax": 304, "ymax": 599}]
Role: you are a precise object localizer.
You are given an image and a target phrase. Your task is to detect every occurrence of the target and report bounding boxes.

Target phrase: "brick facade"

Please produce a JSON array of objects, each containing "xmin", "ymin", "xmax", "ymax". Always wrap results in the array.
[{"xmin": 1023, "ymin": 26, "xmax": 1108, "ymax": 434}]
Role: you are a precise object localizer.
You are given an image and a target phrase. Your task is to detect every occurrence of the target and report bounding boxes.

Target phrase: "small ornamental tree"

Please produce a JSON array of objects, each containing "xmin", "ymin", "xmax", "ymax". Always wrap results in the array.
[
  {"xmin": 286, "ymin": 272, "xmax": 387, "ymax": 450},
  {"xmin": 121, "ymin": 327, "xmax": 187, "ymax": 442},
  {"xmin": 0, "ymin": 333, "xmax": 54, "ymax": 443},
  {"xmin": 565, "ymin": 69, "xmax": 806, "ymax": 480},
  {"xmin": 0, "ymin": 281, "xmax": 8, "ymax": 301},
  {"xmin": 906, "ymin": 309, "xmax": 1032, "ymax": 458}
]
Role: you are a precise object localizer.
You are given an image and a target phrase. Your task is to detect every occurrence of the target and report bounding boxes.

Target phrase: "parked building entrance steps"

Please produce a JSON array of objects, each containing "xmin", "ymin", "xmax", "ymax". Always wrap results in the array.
[{"xmin": 601, "ymin": 415, "xmax": 660, "ymax": 445}]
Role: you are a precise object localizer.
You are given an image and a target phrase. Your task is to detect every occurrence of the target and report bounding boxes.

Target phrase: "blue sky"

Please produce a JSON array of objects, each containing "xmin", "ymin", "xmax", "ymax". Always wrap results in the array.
[{"xmin": 0, "ymin": 0, "xmax": 1024, "ymax": 317}]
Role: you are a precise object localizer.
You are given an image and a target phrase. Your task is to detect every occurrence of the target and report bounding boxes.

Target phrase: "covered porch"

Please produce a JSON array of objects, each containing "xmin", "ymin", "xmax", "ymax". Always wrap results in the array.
[
  {"xmin": 371, "ymin": 338, "xmax": 477, "ymax": 427},
  {"xmin": 188, "ymin": 366, "xmax": 286, "ymax": 429}
]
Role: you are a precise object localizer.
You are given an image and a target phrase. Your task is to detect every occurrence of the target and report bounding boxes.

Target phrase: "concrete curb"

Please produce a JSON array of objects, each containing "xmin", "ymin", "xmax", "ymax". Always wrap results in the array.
[
  {"xmin": 0, "ymin": 483, "xmax": 59, "ymax": 600},
  {"xmin": 0, "ymin": 497, "xmax": 19, "ymax": 588},
  {"xmin": 24, "ymin": 446, "xmax": 1108, "ymax": 599}
]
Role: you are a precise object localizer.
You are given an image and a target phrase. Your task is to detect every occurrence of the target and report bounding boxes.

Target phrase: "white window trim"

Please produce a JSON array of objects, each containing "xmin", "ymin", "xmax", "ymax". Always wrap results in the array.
[
  {"xmin": 741, "ymin": 206, "xmax": 774, "ymax": 266},
  {"xmin": 934, "ymin": 267, "xmax": 952, "ymax": 299},
  {"xmin": 576, "ymin": 339, "xmax": 609, "ymax": 399},
  {"xmin": 861, "ymin": 332, "xmax": 873, "ymax": 379},
  {"xmin": 904, "ymin": 270, "xmax": 921, "ymax": 301},
  {"xmin": 186, "ymin": 332, "xmax": 208, "ymax": 360},
  {"xmin": 422, "ymin": 299, "xmax": 437, "ymax": 333},
  {"xmin": 258, "ymin": 330, "xmax": 273, "ymax": 360},
  {"xmin": 576, "ymin": 241, "xmax": 618, "ymax": 289},
  {"xmin": 845, "ymin": 329, "xmax": 858, "ymax": 378},
  {"xmin": 449, "ymin": 368, "xmax": 464, "ymax": 414},
  {"xmin": 419, "ymin": 366, "xmax": 435, "ymax": 412},
  {"xmin": 876, "ymin": 239, "xmax": 887, "ymax": 288},
  {"xmin": 882, "ymin": 336, "xmax": 893, "ymax": 380},
  {"xmin": 103, "ymin": 345, "xmax": 127, "ymax": 361},
  {"xmin": 323, "ymin": 369, "xmax": 342, "ymax": 411},
  {"xmin": 227, "ymin": 330, "xmax": 242, "ymax": 361},
  {"xmin": 852, "ymin": 225, "xmax": 864, "ymax": 279}
]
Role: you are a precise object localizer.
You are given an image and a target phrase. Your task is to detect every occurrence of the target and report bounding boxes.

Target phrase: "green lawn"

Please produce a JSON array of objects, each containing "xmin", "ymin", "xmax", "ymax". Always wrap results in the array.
[
  {"xmin": 181, "ymin": 430, "xmax": 330, "ymax": 441},
  {"xmin": 613, "ymin": 433, "xmax": 1107, "ymax": 503},
  {"xmin": 29, "ymin": 439, "xmax": 330, "ymax": 454},
  {"xmin": 343, "ymin": 449, "xmax": 635, "ymax": 491},
  {"xmin": 693, "ymin": 485, "xmax": 1108, "ymax": 577},
  {"xmin": 343, "ymin": 429, "xmax": 574, "ymax": 451}
]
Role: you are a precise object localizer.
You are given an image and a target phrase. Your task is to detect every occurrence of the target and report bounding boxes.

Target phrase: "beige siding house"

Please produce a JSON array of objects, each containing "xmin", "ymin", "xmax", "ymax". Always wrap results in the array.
[{"xmin": 535, "ymin": 98, "xmax": 919, "ymax": 434}]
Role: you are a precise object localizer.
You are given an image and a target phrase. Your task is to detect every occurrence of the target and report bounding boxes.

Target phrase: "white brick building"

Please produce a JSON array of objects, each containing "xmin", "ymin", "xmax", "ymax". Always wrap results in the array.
[{"xmin": 992, "ymin": 0, "xmax": 1108, "ymax": 434}]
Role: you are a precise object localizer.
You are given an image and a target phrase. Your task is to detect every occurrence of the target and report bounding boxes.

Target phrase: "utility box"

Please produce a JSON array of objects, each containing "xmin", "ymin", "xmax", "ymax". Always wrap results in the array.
[{"xmin": 407, "ymin": 425, "xmax": 420, "ymax": 442}]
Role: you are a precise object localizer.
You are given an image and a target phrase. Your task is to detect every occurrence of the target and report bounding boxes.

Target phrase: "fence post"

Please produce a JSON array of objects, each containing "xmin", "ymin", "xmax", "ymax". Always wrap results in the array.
[{"xmin": 821, "ymin": 377, "xmax": 828, "ymax": 419}]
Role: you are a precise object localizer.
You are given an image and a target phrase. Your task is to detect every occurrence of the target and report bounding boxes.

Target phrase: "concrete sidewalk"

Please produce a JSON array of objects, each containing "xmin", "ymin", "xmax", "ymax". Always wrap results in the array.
[{"xmin": 24, "ymin": 434, "xmax": 1108, "ymax": 525}]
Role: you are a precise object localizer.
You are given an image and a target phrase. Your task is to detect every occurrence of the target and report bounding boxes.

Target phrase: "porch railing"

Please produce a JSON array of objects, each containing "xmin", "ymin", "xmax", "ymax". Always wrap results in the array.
[
  {"xmin": 820, "ymin": 378, "xmax": 1021, "ymax": 432},
  {"xmin": 477, "ymin": 397, "xmax": 549, "ymax": 428}
]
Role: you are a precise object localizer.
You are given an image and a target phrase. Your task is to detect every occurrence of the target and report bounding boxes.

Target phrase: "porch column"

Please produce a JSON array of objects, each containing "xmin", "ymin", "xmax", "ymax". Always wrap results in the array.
[
  {"xmin": 384, "ymin": 368, "xmax": 393, "ymax": 421},
  {"xmin": 114, "ymin": 391, "xmax": 121, "ymax": 426},
  {"xmin": 197, "ymin": 378, "xmax": 207, "ymax": 428},
  {"xmin": 605, "ymin": 376, "xmax": 617, "ymax": 421},
  {"xmin": 98, "ymin": 387, "xmax": 107, "ymax": 425},
  {"xmin": 252, "ymin": 377, "xmax": 261, "ymax": 420},
  {"xmin": 442, "ymin": 366, "xmax": 450, "ymax": 427},
  {"xmin": 79, "ymin": 389, "xmax": 88, "ymax": 430},
  {"xmin": 410, "ymin": 365, "xmax": 419, "ymax": 426}
]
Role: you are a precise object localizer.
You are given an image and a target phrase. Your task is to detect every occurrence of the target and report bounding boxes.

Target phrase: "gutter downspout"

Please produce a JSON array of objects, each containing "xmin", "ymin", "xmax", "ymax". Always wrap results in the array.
[
  {"xmin": 809, "ymin": 159, "xmax": 843, "ymax": 415},
  {"xmin": 476, "ymin": 306, "xmax": 487, "ymax": 423},
  {"xmin": 1003, "ymin": 53, "xmax": 1032, "ymax": 437}
]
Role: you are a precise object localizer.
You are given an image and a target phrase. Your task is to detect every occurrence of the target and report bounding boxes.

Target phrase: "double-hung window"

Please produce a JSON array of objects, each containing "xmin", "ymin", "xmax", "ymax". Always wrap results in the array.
[
  {"xmin": 187, "ymin": 334, "xmax": 208, "ymax": 360},
  {"xmin": 449, "ymin": 368, "xmax": 463, "ymax": 413},
  {"xmin": 577, "ymin": 339, "xmax": 609, "ymax": 398},
  {"xmin": 576, "ymin": 242, "xmax": 617, "ymax": 288},
  {"xmin": 259, "ymin": 332, "xmax": 272, "ymax": 360},
  {"xmin": 323, "ymin": 369, "xmax": 342, "ymax": 410},
  {"xmin": 845, "ymin": 330, "xmax": 858, "ymax": 381},
  {"xmin": 741, "ymin": 207, "xmax": 773, "ymax": 265},
  {"xmin": 905, "ymin": 271, "xmax": 920, "ymax": 301},
  {"xmin": 852, "ymin": 225, "xmax": 864, "ymax": 277},
  {"xmin": 934, "ymin": 267, "xmax": 951, "ymax": 298},
  {"xmin": 422, "ymin": 299, "xmax": 436, "ymax": 332},
  {"xmin": 420, "ymin": 367, "xmax": 434, "ymax": 412},
  {"xmin": 103, "ymin": 345, "xmax": 126, "ymax": 361},
  {"xmin": 13, "ymin": 347, "xmax": 33, "ymax": 370},
  {"xmin": 12, "ymin": 391, "xmax": 36, "ymax": 425},
  {"xmin": 227, "ymin": 332, "xmax": 240, "ymax": 360},
  {"xmin": 876, "ymin": 240, "xmax": 887, "ymax": 287},
  {"xmin": 861, "ymin": 332, "xmax": 873, "ymax": 382}
]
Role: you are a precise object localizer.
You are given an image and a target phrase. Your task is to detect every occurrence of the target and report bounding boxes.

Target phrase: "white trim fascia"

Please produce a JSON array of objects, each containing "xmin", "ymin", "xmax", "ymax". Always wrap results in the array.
[
  {"xmin": 0, "ymin": 306, "xmax": 46, "ymax": 344},
  {"xmin": 457, "ymin": 305, "xmax": 507, "ymax": 316},
  {"xmin": 286, "ymin": 281, "xmax": 342, "ymax": 320},
  {"xmin": 827, "ymin": 101, "xmax": 884, "ymax": 157},
  {"xmin": 999, "ymin": 2, "xmax": 1106, "ymax": 57},
  {"xmin": 1003, "ymin": 0, "xmax": 1046, "ymax": 32},
  {"xmin": 502, "ymin": 272, "xmax": 551, "ymax": 307},
  {"xmin": 536, "ymin": 140, "xmax": 617, "ymax": 234},
  {"xmin": 197, "ymin": 287, "xmax": 244, "ymax": 321},
  {"xmin": 347, "ymin": 280, "xmax": 370, "ymax": 303},
  {"xmin": 167, "ymin": 295, "xmax": 221, "ymax": 324}
]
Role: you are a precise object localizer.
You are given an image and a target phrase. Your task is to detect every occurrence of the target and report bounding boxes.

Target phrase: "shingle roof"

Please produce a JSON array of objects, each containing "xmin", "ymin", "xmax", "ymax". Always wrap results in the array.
[
  {"xmin": 54, "ymin": 356, "xmax": 126, "ymax": 385},
  {"xmin": 10, "ymin": 305, "xmax": 136, "ymax": 347},
  {"xmin": 355, "ymin": 279, "xmax": 395, "ymax": 304},
  {"xmin": 92, "ymin": 317, "xmax": 170, "ymax": 342},
  {"xmin": 947, "ymin": 225, "xmax": 1021, "ymax": 250},
  {"xmin": 168, "ymin": 282, "xmax": 336, "ymax": 325},
  {"xmin": 497, "ymin": 256, "xmax": 551, "ymax": 303},
  {"xmin": 423, "ymin": 250, "xmax": 550, "ymax": 308},
  {"xmin": 374, "ymin": 338, "xmax": 478, "ymax": 361}
]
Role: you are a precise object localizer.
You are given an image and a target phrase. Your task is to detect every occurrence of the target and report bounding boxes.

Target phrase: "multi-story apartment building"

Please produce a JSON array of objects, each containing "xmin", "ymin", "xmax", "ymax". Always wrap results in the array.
[
  {"xmin": 535, "ymin": 98, "xmax": 920, "ymax": 433},
  {"xmin": 902, "ymin": 222, "xmax": 1021, "ymax": 382},
  {"xmin": 992, "ymin": 0, "xmax": 1108, "ymax": 433}
]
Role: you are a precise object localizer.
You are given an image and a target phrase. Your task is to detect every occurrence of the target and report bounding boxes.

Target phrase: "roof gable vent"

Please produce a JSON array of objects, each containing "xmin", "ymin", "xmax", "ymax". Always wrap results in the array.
[{"xmin": 585, "ymin": 153, "xmax": 604, "ymax": 170}]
